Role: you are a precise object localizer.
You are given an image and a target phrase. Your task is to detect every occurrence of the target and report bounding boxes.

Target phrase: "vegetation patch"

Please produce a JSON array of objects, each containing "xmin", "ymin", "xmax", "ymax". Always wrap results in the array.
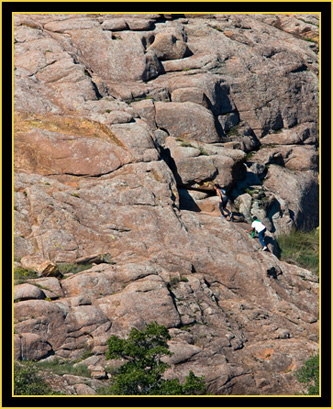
[
  {"xmin": 101, "ymin": 322, "xmax": 206, "ymax": 395},
  {"xmin": 168, "ymin": 275, "xmax": 189, "ymax": 289},
  {"xmin": 57, "ymin": 262, "xmax": 95, "ymax": 276},
  {"xmin": 277, "ymin": 228, "xmax": 319, "ymax": 275},
  {"xmin": 295, "ymin": 353, "xmax": 319, "ymax": 395},
  {"xmin": 14, "ymin": 361, "xmax": 64, "ymax": 395},
  {"xmin": 226, "ymin": 124, "xmax": 241, "ymax": 137},
  {"xmin": 14, "ymin": 267, "xmax": 39, "ymax": 283},
  {"xmin": 36, "ymin": 358, "xmax": 91, "ymax": 377},
  {"xmin": 180, "ymin": 141, "xmax": 195, "ymax": 148}
]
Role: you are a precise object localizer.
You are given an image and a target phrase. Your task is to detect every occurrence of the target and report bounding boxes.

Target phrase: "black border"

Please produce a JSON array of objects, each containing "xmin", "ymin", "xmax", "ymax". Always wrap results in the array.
[{"xmin": 3, "ymin": 1, "xmax": 331, "ymax": 408}]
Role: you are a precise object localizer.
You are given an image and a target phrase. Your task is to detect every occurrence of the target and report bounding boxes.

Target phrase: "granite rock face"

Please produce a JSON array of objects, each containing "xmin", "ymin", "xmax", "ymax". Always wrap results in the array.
[{"xmin": 14, "ymin": 13, "xmax": 319, "ymax": 396}]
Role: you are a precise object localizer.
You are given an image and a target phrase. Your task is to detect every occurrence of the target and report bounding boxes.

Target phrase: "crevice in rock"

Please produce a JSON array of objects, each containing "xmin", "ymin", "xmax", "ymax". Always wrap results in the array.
[
  {"xmin": 166, "ymin": 286, "xmax": 183, "ymax": 328},
  {"xmin": 28, "ymin": 60, "xmax": 57, "ymax": 77}
]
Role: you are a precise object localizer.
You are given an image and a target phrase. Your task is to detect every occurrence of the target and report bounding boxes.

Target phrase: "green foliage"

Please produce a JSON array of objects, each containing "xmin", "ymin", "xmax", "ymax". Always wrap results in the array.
[
  {"xmin": 295, "ymin": 353, "xmax": 319, "ymax": 395},
  {"xmin": 57, "ymin": 254, "xmax": 115, "ymax": 277},
  {"xmin": 56, "ymin": 262, "xmax": 94, "ymax": 275},
  {"xmin": 198, "ymin": 146, "xmax": 209, "ymax": 156},
  {"xmin": 302, "ymin": 36, "xmax": 316, "ymax": 43},
  {"xmin": 277, "ymin": 228, "xmax": 319, "ymax": 274},
  {"xmin": 14, "ymin": 267, "xmax": 38, "ymax": 281},
  {"xmin": 226, "ymin": 124, "xmax": 241, "ymax": 137},
  {"xmin": 36, "ymin": 357, "xmax": 91, "ymax": 377},
  {"xmin": 169, "ymin": 275, "xmax": 188, "ymax": 289},
  {"xmin": 180, "ymin": 141, "xmax": 195, "ymax": 148},
  {"xmin": 105, "ymin": 322, "xmax": 206, "ymax": 395},
  {"xmin": 80, "ymin": 346, "xmax": 94, "ymax": 361},
  {"xmin": 181, "ymin": 369, "xmax": 206, "ymax": 394},
  {"xmin": 14, "ymin": 362, "xmax": 63, "ymax": 395},
  {"xmin": 15, "ymin": 358, "xmax": 91, "ymax": 396}
]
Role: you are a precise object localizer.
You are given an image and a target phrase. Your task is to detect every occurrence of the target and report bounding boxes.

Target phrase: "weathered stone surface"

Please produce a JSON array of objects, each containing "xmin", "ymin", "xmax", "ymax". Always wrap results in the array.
[
  {"xmin": 155, "ymin": 101, "xmax": 220, "ymax": 143},
  {"xmin": 13, "ymin": 13, "xmax": 319, "ymax": 396},
  {"xmin": 44, "ymin": 18, "xmax": 100, "ymax": 32},
  {"xmin": 14, "ymin": 284, "xmax": 46, "ymax": 301},
  {"xmin": 68, "ymin": 28, "xmax": 161, "ymax": 83},
  {"xmin": 161, "ymin": 53, "xmax": 219, "ymax": 73},
  {"xmin": 101, "ymin": 18, "xmax": 127, "ymax": 31},
  {"xmin": 147, "ymin": 32, "xmax": 191, "ymax": 60},
  {"xmin": 250, "ymin": 145, "xmax": 319, "ymax": 172},
  {"xmin": 29, "ymin": 277, "xmax": 64, "ymax": 299},
  {"xmin": 16, "ymin": 333, "xmax": 53, "ymax": 361},
  {"xmin": 165, "ymin": 136, "xmax": 246, "ymax": 188},
  {"xmin": 171, "ymin": 87, "xmax": 210, "ymax": 107},
  {"xmin": 96, "ymin": 275, "xmax": 181, "ymax": 337},
  {"xmin": 260, "ymin": 123, "xmax": 318, "ymax": 146},
  {"xmin": 20, "ymin": 255, "xmax": 62, "ymax": 277},
  {"xmin": 263, "ymin": 165, "xmax": 319, "ymax": 230},
  {"xmin": 74, "ymin": 383, "xmax": 97, "ymax": 395},
  {"xmin": 164, "ymin": 341, "xmax": 202, "ymax": 365}
]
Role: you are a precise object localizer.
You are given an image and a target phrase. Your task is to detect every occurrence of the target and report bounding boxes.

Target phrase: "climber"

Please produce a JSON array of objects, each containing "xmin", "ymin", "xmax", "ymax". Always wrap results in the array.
[
  {"xmin": 246, "ymin": 216, "xmax": 268, "ymax": 251},
  {"xmin": 214, "ymin": 184, "xmax": 233, "ymax": 221}
]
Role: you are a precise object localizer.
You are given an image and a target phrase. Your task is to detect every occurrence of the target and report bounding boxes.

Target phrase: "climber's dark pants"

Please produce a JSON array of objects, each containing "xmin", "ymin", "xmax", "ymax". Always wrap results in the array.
[
  {"xmin": 258, "ymin": 228, "xmax": 266, "ymax": 247},
  {"xmin": 219, "ymin": 198, "xmax": 230, "ymax": 217}
]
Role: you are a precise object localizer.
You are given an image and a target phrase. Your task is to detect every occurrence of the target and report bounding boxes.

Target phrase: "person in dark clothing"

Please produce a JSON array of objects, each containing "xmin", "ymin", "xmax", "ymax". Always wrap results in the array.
[{"xmin": 214, "ymin": 184, "xmax": 233, "ymax": 220}]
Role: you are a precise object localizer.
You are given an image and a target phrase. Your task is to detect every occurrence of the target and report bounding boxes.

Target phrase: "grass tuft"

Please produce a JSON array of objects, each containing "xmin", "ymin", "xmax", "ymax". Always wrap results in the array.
[{"xmin": 277, "ymin": 228, "xmax": 319, "ymax": 275}]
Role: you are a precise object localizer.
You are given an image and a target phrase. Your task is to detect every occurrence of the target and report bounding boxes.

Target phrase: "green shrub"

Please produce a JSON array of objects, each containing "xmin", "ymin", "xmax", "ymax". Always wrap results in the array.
[
  {"xmin": 180, "ymin": 141, "xmax": 195, "ymax": 148},
  {"xmin": 36, "ymin": 358, "xmax": 91, "ymax": 377},
  {"xmin": 198, "ymin": 147, "xmax": 209, "ymax": 156},
  {"xmin": 14, "ymin": 267, "xmax": 38, "ymax": 281},
  {"xmin": 56, "ymin": 263, "xmax": 94, "ymax": 276},
  {"xmin": 104, "ymin": 322, "xmax": 206, "ymax": 395},
  {"xmin": 277, "ymin": 228, "xmax": 319, "ymax": 275},
  {"xmin": 80, "ymin": 346, "xmax": 93, "ymax": 361},
  {"xmin": 295, "ymin": 353, "xmax": 319, "ymax": 395},
  {"xmin": 168, "ymin": 275, "xmax": 189, "ymax": 289},
  {"xmin": 226, "ymin": 124, "xmax": 241, "ymax": 137},
  {"xmin": 14, "ymin": 361, "xmax": 63, "ymax": 395}
]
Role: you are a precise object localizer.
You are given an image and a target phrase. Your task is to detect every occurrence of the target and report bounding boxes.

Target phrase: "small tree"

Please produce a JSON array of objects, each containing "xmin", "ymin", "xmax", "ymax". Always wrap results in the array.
[{"xmin": 105, "ymin": 322, "xmax": 206, "ymax": 395}]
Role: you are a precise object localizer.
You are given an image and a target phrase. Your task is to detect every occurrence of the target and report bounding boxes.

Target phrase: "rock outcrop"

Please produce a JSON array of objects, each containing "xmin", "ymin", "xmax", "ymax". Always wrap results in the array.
[{"xmin": 14, "ymin": 13, "xmax": 319, "ymax": 395}]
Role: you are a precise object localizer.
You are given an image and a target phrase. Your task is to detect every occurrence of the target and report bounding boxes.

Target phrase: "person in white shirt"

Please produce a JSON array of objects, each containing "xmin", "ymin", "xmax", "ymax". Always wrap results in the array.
[{"xmin": 246, "ymin": 216, "xmax": 268, "ymax": 251}]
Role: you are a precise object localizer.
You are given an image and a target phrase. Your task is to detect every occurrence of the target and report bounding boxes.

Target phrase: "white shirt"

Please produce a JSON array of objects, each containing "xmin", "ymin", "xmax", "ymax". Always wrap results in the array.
[{"xmin": 251, "ymin": 220, "xmax": 266, "ymax": 233}]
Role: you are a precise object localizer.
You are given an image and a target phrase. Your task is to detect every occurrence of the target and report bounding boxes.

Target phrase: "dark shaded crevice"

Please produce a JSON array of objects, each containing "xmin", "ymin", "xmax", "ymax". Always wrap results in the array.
[
  {"xmin": 166, "ymin": 287, "xmax": 185, "ymax": 329},
  {"xmin": 91, "ymin": 80, "xmax": 103, "ymax": 100}
]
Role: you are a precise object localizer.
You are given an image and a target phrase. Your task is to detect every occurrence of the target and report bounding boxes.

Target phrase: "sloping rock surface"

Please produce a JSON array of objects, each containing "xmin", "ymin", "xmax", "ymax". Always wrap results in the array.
[{"xmin": 14, "ymin": 13, "xmax": 319, "ymax": 396}]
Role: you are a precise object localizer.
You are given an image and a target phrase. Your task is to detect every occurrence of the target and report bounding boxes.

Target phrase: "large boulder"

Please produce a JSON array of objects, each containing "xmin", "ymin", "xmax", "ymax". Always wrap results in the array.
[
  {"xmin": 14, "ymin": 284, "xmax": 46, "ymax": 301},
  {"xmin": 250, "ymin": 145, "xmax": 319, "ymax": 172},
  {"xmin": 263, "ymin": 165, "xmax": 319, "ymax": 231},
  {"xmin": 15, "ymin": 333, "xmax": 53, "ymax": 361},
  {"xmin": 66, "ymin": 28, "xmax": 162, "ymax": 82},
  {"xmin": 20, "ymin": 255, "xmax": 62, "ymax": 278},
  {"xmin": 147, "ymin": 32, "xmax": 191, "ymax": 60},
  {"xmin": 96, "ymin": 275, "xmax": 182, "ymax": 337},
  {"xmin": 164, "ymin": 136, "xmax": 246, "ymax": 188},
  {"xmin": 155, "ymin": 102, "xmax": 220, "ymax": 143}
]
